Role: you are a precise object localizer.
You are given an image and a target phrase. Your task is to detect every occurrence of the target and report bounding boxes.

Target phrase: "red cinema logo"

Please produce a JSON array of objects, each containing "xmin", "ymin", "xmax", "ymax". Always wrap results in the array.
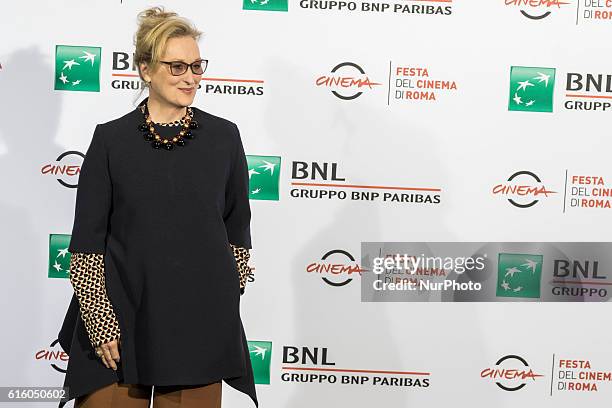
[{"xmin": 316, "ymin": 62, "xmax": 381, "ymax": 100}]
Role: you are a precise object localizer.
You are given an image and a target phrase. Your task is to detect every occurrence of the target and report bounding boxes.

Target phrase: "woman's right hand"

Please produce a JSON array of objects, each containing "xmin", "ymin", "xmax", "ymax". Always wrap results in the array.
[{"xmin": 95, "ymin": 336, "xmax": 121, "ymax": 370}]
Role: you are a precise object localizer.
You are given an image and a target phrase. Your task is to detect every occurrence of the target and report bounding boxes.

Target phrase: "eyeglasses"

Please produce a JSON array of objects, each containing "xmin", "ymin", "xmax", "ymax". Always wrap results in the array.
[{"xmin": 159, "ymin": 59, "xmax": 208, "ymax": 76}]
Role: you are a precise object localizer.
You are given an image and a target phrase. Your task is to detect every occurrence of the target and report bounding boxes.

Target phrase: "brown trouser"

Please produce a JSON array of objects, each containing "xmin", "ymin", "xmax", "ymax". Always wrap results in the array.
[{"xmin": 75, "ymin": 381, "xmax": 222, "ymax": 408}]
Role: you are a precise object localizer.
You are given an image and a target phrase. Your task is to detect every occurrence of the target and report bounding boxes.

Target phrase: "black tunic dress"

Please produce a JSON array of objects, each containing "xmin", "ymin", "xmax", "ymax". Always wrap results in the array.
[{"xmin": 57, "ymin": 97, "xmax": 258, "ymax": 407}]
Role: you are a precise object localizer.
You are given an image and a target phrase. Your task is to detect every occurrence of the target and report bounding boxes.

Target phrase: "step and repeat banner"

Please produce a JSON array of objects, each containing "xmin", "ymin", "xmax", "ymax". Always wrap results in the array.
[{"xmin": 2, "ymin": 0, "xmax": 612, "ymax": 407}]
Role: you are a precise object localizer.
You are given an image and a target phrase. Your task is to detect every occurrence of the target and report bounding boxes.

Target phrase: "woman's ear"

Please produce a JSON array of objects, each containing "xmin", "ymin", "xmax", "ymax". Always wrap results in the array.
[{"xmin": 140, "ymin": 62, "xmax": 151, "ymax": 83}]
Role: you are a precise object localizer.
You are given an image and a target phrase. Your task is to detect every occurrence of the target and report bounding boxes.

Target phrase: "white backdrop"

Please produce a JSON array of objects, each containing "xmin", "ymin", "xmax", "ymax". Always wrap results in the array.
[{"xmin": 1, "ymin": 0, "xmax": 612, "ymax": 407}]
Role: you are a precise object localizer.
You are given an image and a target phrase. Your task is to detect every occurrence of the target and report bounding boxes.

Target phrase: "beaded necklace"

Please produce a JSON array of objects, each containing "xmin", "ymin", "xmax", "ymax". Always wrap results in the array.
[
  {"xmin": 138, "ymin": 104, "xmax": 194, "ymax": 127},
  {"xmin": 137, "ymin": 102, "xmax": 199, "ymax": 150}
]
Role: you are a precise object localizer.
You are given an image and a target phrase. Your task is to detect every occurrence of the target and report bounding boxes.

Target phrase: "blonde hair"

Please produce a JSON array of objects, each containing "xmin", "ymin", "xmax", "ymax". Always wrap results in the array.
[{"xmin": 133, "ymin": 6, "xmax": 203, "ymax": 100}]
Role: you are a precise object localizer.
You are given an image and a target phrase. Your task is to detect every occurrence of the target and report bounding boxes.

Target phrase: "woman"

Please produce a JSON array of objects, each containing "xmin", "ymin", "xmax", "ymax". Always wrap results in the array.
[{"xmin": 56, "ymin": 7, "xmax": 257, "ymax": 408}]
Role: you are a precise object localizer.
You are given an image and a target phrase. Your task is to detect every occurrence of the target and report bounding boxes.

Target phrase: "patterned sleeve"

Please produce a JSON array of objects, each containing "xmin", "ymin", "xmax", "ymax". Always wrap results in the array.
[
  {"xmin": 68, "ymin": 252, "xmax": 121, "ymax": 348},
  {"xmin": 230, "ymin": 244, "xmax": 252, "ymax": 295}
]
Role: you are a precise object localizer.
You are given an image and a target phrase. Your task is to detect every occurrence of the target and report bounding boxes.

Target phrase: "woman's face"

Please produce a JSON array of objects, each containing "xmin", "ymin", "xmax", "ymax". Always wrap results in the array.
[{"xmin": 140, "ymin": 36, "xmax": 202, "ymax": 107}]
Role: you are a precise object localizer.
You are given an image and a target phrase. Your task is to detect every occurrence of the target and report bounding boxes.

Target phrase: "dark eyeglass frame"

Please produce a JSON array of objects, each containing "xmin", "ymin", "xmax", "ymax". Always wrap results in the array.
[{"xmin": 159, "ymin": 59, "xmax": 208, "ymax": 76}]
